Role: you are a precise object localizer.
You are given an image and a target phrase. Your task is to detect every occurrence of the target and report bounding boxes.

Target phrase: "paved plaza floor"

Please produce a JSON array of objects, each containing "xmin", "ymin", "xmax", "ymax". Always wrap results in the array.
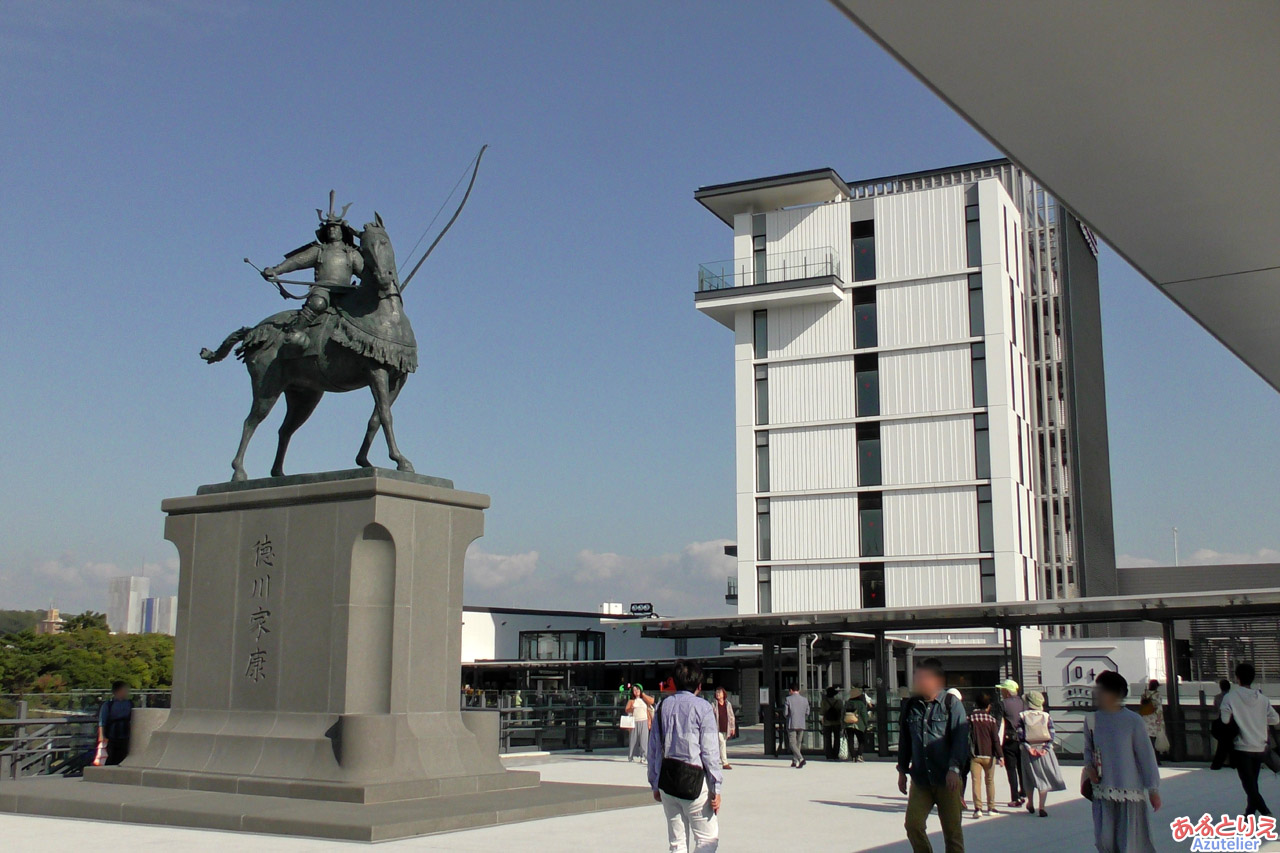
[{"xmin": 3, "ymin": 742, "xmax": 1280, "ymax": 851}]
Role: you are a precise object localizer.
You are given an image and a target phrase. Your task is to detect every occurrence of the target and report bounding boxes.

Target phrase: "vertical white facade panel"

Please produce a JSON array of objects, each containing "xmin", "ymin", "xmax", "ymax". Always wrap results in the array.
[
  {"xmin": 877, "ymin": 275, "xmax": 970, "ymax": 348},
  {"xmin": 768, "ymin": 300, "xmax": 852, "ymax": 358},
  {"xmin": 880, "ymin": 345, "xmax": 972, "ymax": 416},
  {"xmin": 769, "ymin": 425, "xmax": 858, "ymax": 492},
  {"xmin": 769, "ymin": 359, "xmax": 855, "ymax": 424},
  {"xmin": 874, "ymin": 185, "xmax": 966, "ymax": 280},
  {"xmin": 886, "ymin": 560, "xmax": 981, "ymax": 607},
  {"xmin": 770, "ymin": 494, "xmax": 858, "ymax": 561},
  {"xmin": 884, "ymin": 487, "xmax": 978, "ymax": 557},
  {"xmin": 881, "ymin": 416, "xmax": 976, "ymax": 485},
  {"xmin": 766, "ymin": 201, "xmax": 850, "ymax": 282},
  {"xmin": 771, "ymin": 564, "xmax": 861, "ymax": 612}
]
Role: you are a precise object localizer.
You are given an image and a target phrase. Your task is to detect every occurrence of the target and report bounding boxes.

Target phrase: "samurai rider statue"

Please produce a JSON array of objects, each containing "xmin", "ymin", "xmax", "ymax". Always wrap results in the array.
[{"xmin": 261, "ymin": 191, "xmax": 364, "ymax": 346}]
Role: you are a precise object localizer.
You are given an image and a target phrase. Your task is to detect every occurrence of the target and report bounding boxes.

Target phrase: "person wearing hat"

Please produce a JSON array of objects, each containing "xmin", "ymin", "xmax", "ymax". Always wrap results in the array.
[
  {"xmin": 997, "ymin": 678, "xmax": 1026, "ymax": 807},
  {"xmin": 1018, "ymin": 690, "xmax": 1066, "ymax": 817},
  {"xmin": 843, "ymin": 686, "xmax": 871, "ymax": 762},
  {"xmin": 262, "ymin": 191, "xmax": 364, "ymax": 345}
]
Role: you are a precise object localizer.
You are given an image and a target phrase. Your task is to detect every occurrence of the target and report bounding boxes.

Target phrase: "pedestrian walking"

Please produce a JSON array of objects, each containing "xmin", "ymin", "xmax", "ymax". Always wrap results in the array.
[
  {"xmin": 996, "ymin": 679, "xmax": 1026, "ymax": 808},
  {"xmin": 1019, "ymin": 691, "xmax": 1066, "ymax": 817},
  {"xmin": 785, "ymin": 684, "xmax": 810, "ymax": 768},
  {"xmin": 713, "ymin": 686, "xmax": 736, "ymax": 770},
  {"xmin": 1084, "ymin": 670, "xmax": 1161, "ymax": 853},
  {"xmin": 844, "ymin": 686, "xmax": 871, "ymax": 762},
  {"xmin": 626, "ymin": 683, "xmax": 655, "ymax": 763},
  {"xmin": 96, "ymin": 681, "xmax": 133, "ymax": 766},
  {"xmin": 820, "ymin": 686, "xmax": 844, "ymax": 760},
  {"xmin": 648, "ymin": 660, "xmax": 723, "ymax": 852},
  {"xmin": 1138, "ymin": 680, "xmax": 1167, "ymax": 763},
  {"xmin": 967, "ymin": 691, "xmax": 1003, "ymax": 818},
  {"xmin": 1220, "ymin": 661, "xmax": 1280, "ymax": 817},
  {"xmin": 1210, "ymin": 679, "xmax": 1235, "ymax": 770},
  {"xmin": 897, "ymin": 658, "xmax": 969, "ymax": 853}
]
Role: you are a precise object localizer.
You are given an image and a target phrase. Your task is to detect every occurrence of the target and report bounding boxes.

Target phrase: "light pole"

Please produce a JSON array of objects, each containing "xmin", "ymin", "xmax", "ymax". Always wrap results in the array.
[{"xmin": 1172, "ymin": 526, "xmax": 1180, "ymax": 567}]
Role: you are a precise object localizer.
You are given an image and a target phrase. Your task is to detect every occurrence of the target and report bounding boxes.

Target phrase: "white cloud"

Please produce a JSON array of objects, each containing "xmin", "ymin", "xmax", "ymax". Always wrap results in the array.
[
  {"xmin": 0, "ymin": 553, "xmax": 179, "ymax": 613},
  {"xmin": 1116, "ymin": 554, "xmax": 1160, "ymax": 569},
  {"xmin": 1185, "ymin": 547, "xmax": 1280, "ymax": 566},
  {"xmin": 464, "ymin": 547, "xmax": 539, "ymax": 589},
  {"xmin": 460, "ymin": 540, "xmax": 737, "ymax": 617}
]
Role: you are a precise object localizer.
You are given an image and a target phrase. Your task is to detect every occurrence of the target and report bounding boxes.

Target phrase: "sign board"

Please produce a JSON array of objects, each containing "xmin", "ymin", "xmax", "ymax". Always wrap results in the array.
[
  {"xmin": 759, "ymin": 687, "xmax": 770, "ymax": 705},
  {"xmin": 629, "ymin": 602, "xmax": 654, "ymax": 615}
]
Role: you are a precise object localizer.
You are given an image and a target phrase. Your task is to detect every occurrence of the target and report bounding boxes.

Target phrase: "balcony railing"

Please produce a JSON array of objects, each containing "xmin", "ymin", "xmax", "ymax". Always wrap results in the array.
[{"xmin": 697, "ymin": 246, "xmax": 841, "ymax": 292}]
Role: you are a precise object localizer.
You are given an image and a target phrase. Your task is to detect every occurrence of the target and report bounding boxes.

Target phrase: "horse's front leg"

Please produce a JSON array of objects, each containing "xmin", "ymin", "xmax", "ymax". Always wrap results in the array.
[{"xmin": 368, "ymin": 368, "xmax": 413, "ymax": 472}]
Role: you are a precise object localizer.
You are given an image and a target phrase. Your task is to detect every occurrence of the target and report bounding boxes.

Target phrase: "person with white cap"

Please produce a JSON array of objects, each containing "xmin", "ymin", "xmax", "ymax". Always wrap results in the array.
[{"xmin": 997, "ymin": 678, "xmax": 1025, "ymax": 808}]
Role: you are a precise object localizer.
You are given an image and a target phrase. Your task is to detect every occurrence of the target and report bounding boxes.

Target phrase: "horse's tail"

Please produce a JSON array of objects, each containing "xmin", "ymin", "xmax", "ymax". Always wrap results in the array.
[{"xmin": 200, "ymin": 326, "xmax": 251, "ymax": 364}]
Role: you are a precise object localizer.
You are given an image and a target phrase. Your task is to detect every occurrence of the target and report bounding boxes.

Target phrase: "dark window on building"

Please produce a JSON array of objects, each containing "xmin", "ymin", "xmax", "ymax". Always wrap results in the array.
[
  {"xmin": 755, "ymin": 364, "xmax": 768, "ymax": 425},
  {"xmin": 1009, "ymin": 277, "xmax": 1019, "ymax": 348},
  {"xmin": 971, "ymin": 343, "xmax": 987, "ymax": 407},
  {"xmin": 965, "ymin": 203, "xmax": 981, "ymax": 267},
  {"xmin": 757, "ymin": 498, "xmax": 771, "ymax": 561},
  {"xmin": 757, "ymin": 566, "xmax": 772, "ymax": 614},
  {"xmin": 968, "ymin": 273, "xmax": 984, "ymax": 337},
  {"xmin": 519, "ymin": 630, "xmax": 605, "ymax": 661},
  {"xmin": 974, "ymin": 413, "xmax": 991, "ymax": 479},
  {"xmin": 859, "ymin": 492, "xmax": 884, "ymax": 557},
  {"xmin": 854, "ymin": 287, "xmax": 878, "ymax": 348},
  {"xmin": 860, "ymin": 562, "xmax": 885, "ymax": 608},
  {"xmin": 857, "ymin": 422, "xmax": 881, "ymax": 487},
  {"xmin": 756, "ymin": 431, "xmax": 770, "ymax": 492},
  {"xmin": 980, "ymin": 558, "xmax": 996, "ymax": 602},
  {"xmin": 855, "ymin": 353, "xmax": 880, "ymax": 417},
  {"xmin": 977, "ymin": 485, "xmax": 994, "ymax": 552},
  {"xmin": 752, "ymin": 214, "xmax": 766, "ymax": 285},
  {"xmin": 852, "ymin": 219, "xmax": 876, "ymax": 282},
  {"xmin": 753, "ymin": 309, "xmax": 768, "ymax": 359},
  {"xmin": 1017, "ymin": 417, "xmax": 1025, "ymax": 484}
]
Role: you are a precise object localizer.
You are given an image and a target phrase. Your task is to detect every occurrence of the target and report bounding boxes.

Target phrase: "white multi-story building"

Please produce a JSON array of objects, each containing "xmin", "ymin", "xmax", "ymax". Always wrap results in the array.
[
  {"xmin": 141, "ymin": 595, "xmax": 178, "ymax": 635},
  {"xmin": 106, "ymin": 575, "xmax": 150, "ymax": 634},
  {"xmin": 694, "ymin": 160, "xmax": 1116, "ymax": 674}
]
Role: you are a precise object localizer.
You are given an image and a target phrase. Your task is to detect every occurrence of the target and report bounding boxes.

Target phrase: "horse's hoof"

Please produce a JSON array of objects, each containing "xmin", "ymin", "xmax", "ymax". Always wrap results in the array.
[
  {"xmin": 270, "ymin": 468, "xmax": 284, "ymax": 478},
  {"xmin": 396, "ymin": 460, "xmax": 415, "ymax": 473},
  {"xmin": 231, "ymin": 469, "xmax": 248, "ymax": 482},
  {"xmin": 355, "ymin": 457, "xmax": 372, "ymax": 468}
]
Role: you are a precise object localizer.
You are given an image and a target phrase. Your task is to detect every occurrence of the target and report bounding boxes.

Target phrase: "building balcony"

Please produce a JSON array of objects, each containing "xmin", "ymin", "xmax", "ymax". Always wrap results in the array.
[
  {"xmin": 697, "ymin": 246, "xmax": 841, "ymax": 292},
  {"xmin": 695, "ymin": 247, "xmax": 844, "ymax": 328},
  {"xmin": 725, "ymin": 575, "xmax": 739, "ymax": 605}
]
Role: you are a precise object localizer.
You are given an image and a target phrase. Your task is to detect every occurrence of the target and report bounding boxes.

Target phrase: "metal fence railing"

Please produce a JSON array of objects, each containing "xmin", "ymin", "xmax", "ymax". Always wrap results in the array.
[{"xmin": 698, "ymin": 247, "xmax": 841, "ymax": 292}]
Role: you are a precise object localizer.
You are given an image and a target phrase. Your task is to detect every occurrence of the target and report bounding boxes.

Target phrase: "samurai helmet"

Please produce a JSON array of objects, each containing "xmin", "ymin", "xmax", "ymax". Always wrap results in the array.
[{"xmin": 315, "ymin": 190, "xmax": 358, "ymax": 244}]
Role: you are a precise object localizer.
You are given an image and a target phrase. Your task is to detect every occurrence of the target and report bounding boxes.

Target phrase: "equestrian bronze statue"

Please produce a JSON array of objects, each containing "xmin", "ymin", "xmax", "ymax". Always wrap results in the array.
[{"xmin": 201, "ymin": 209, "xmax": 419, "ymax": 481}]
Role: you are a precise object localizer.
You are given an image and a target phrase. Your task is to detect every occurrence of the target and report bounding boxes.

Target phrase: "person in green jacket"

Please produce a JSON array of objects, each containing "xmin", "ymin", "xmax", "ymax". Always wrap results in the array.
[{"xmin": 844, "ymin": 686, "xmax": 871, "ymax": 762}]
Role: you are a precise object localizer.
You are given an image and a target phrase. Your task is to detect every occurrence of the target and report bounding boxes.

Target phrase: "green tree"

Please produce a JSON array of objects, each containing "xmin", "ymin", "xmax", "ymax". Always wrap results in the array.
[{"xmin": 61, "ymin": 611, "xmax": 109, "ymax": 632}]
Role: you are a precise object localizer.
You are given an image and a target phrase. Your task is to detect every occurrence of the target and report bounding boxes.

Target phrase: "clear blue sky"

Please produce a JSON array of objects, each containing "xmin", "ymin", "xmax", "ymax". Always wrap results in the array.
[{"xmin": 2, "ymin": 1, "xmax": 1277, "ymax": 616}]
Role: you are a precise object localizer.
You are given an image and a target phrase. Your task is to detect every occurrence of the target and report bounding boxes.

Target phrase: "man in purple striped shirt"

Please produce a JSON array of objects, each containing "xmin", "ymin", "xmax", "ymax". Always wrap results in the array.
[{"xmin": 648, "ymin": 660, "xmax": 723, "ymax": 852}]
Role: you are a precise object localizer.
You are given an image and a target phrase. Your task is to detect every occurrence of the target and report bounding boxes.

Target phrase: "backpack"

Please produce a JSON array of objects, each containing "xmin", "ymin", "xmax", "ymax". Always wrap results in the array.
[{"xmin": 823, "ymin": 698, "xmax": 843, "ymax": 725}]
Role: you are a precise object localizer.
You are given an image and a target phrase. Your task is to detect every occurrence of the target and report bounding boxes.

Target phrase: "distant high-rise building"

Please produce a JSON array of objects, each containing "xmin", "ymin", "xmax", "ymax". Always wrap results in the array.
[
  {"xmin": 107, "ymin": 576, "xmax": 150, "ymax": 634},
  {"xmin": 141, "ymin": 595, "xmax": 178, "ymax": 635}
]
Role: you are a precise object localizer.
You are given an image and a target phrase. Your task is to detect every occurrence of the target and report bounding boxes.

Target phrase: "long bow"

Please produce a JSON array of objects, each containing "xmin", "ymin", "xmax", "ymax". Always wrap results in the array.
[{"xmin": 401, "ymin": 144, "xmax": 488, "ymax": 291}]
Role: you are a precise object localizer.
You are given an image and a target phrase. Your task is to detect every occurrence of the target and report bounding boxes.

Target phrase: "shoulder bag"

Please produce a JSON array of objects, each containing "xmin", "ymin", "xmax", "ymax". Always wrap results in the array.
[{"xmin": 655, "ymin": 701, "xmax": 706, "ymax": 800}]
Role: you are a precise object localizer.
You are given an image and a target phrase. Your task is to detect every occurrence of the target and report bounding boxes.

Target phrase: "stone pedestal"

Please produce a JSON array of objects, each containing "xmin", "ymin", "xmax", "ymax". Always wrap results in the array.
[
  {"xmin": 2, "ymin": 469, "xmax": 654, "ymax": 840},
  {"xmin": 89, "ymin": 469, "xmax": 533, "ymax": 801}
]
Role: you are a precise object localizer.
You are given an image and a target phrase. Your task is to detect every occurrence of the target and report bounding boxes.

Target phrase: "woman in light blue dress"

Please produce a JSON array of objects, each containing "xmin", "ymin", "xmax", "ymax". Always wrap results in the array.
[{"xmin": 1085, "ymin": 670, "xmax": 1162, "ymax": 852}]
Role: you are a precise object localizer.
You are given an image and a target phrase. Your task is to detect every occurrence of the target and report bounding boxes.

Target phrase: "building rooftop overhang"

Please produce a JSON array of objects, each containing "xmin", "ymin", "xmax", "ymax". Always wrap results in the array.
[
  {"xmin": 831, "ymin": 0, "xmax": 1280, "ymax": 392},
  {"xmin": 695, "ymin": 168, "xmax": 851, "ymax": 227},
  {"xmin": 639, "ymin": 588, "xmax": 1280, "ymax": 639}
]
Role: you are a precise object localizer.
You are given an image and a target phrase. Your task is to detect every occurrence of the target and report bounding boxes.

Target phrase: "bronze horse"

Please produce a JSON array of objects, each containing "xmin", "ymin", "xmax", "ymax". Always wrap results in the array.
[{"xmin": 200, "ymin": 216, "xmax": 417, "ymax": 481}]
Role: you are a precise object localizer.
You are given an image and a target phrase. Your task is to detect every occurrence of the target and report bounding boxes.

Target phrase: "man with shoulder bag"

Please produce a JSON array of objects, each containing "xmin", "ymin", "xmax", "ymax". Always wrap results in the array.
[{"xmin": 648, "ymin": 660, "xmax": 723, "ymax": 852}]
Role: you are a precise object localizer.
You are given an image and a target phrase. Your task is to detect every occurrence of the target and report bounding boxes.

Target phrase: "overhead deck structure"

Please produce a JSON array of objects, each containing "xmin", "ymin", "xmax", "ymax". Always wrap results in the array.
[{"xmin": 639, "ymin": 588, "xmax": 1280, "ymax": 760}]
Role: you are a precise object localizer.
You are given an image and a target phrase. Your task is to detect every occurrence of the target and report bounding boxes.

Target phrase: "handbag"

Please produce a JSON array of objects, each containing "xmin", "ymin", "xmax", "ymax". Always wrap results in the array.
[
  {"xmin": 655, "ymin": 701, "xmax": 705, "ymax": 800},
  {"xmin": 619, "ymin": 714, "xmax": 635, "ymax": 730},
  {"xmin": 844, "ymin": 711, "xmax": 860, "ymax": 725}
]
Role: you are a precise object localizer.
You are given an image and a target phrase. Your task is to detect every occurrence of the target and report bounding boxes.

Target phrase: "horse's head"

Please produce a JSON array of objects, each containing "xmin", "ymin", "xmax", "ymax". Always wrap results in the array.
[{"xmin": 358, "ymin": 212, "xmax": 401, "ymax": 298}]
